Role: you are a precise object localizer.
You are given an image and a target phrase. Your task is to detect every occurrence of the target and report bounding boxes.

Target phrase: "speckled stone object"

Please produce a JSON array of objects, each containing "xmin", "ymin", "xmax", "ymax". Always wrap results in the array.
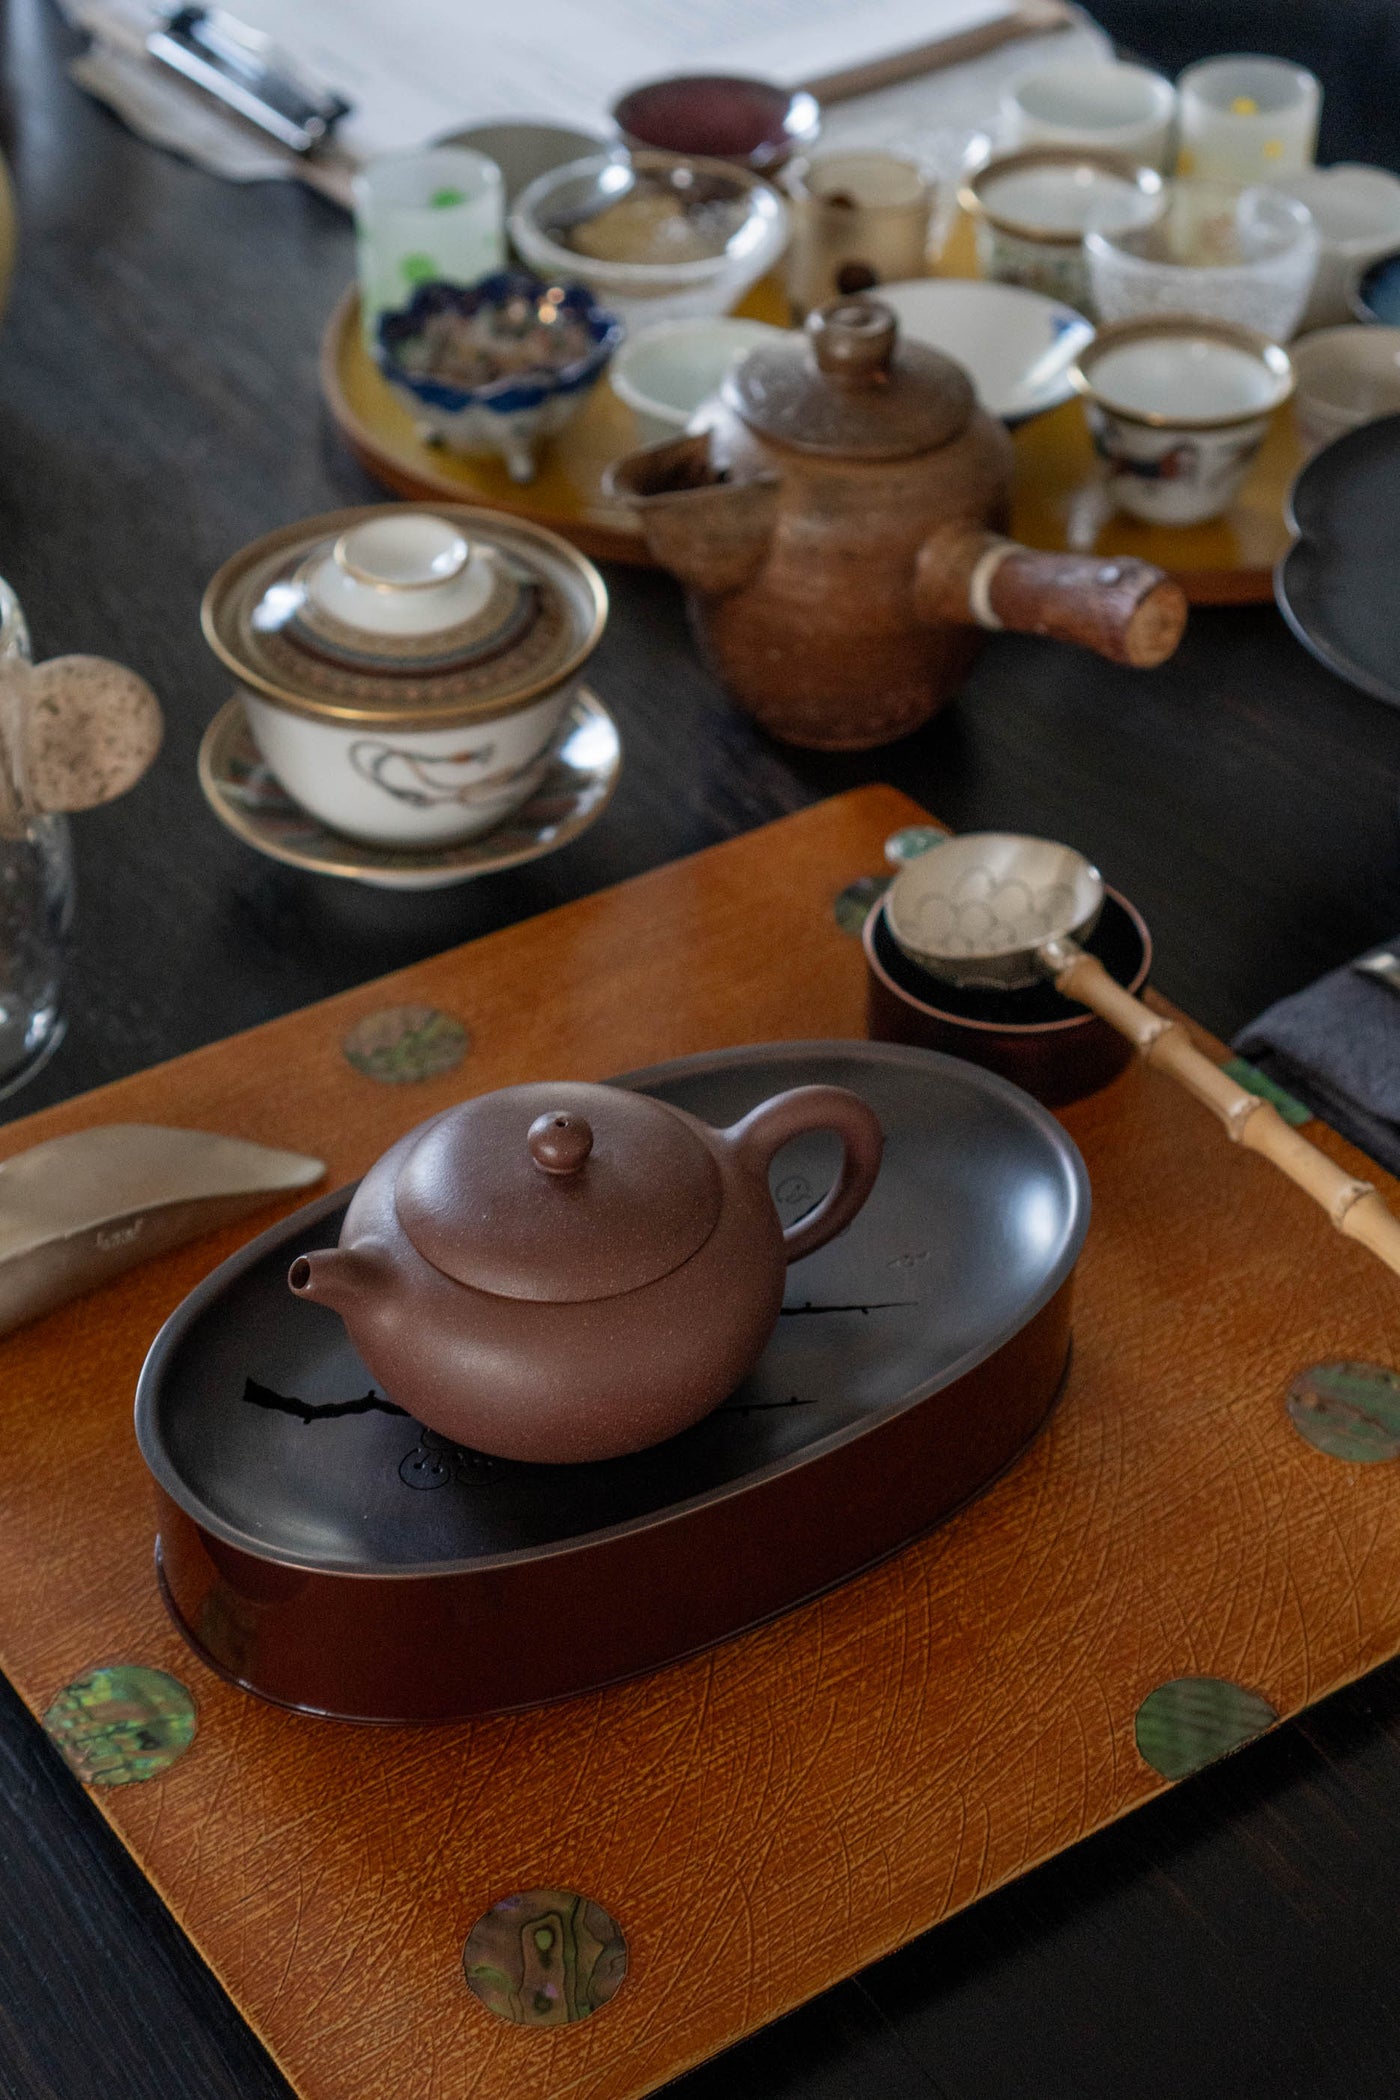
[{"xmin": 25, "ymin": 654, "xmax": 163, "ymax": 813}]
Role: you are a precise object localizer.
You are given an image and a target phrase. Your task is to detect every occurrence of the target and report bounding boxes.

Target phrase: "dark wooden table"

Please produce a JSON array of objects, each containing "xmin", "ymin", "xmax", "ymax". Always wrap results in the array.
[{"xmin": 4, "ymin": 2, "xmax": 1400, "ymax": 2094}]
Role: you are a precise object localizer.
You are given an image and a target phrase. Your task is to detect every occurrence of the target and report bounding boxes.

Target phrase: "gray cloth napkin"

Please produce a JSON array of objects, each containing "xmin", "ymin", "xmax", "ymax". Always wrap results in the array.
[{"xmin": 1234, "ymin": 949, "xmax": 1400, "ymax": 1178}]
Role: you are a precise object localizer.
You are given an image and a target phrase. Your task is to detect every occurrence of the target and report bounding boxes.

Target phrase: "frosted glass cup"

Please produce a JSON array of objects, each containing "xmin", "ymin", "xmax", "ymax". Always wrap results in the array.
[
  {"xmin": 1177, "ymin": 56, "xmax": 1320, "ymax": 182},
  {"xmin": 1086, "ymin": 181, "xmax": 1319, "ymax": 341},
  {"xmin": 354, "ymin": 148, "xmax": 506, "ymax": 345}
]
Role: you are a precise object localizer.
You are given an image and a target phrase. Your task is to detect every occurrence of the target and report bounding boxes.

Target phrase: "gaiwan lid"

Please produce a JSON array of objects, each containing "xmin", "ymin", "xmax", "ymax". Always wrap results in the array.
[
  {"xmin": 394, "ymin": 1081, "xmax": 723, "ymax": 1305},
  {"xmin": 201, "ymin": 505, "xmax": 607, "ymax": 730},
  {"xmin": 723, "ymin": 296, "xmax": 977, "ymax": 460}
]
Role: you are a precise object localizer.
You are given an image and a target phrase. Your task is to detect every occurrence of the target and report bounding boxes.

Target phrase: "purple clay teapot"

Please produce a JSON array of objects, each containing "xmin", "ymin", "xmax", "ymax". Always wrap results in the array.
[{"xmin": 289, "ymin": 1077, "xmax": 883, "ymax": 1464}]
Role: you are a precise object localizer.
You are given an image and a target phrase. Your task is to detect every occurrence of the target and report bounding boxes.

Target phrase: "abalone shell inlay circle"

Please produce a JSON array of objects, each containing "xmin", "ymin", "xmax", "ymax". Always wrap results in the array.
[
  {"xmin": 1286, "ymin": 1361, "xmax": 1400, "ymax": 1462},
  {"xmin": 341, "ymin": 1003, "xmax": 470, "ymax": 1083},
  {"xmin": 1135, "ymin": 1676, "xmax": 1277, "ymax": 1781},
  {"xmin": 42, "ymin": 1664, "xmax": 197, "ymax": 1786},
  {"xmin": 463, "ymin": 1888, "xmax": 628, "ymax": 2026}
]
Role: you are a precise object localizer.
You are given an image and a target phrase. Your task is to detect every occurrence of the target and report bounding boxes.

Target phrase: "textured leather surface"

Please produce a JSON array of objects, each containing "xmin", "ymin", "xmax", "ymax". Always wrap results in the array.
[{"xmin": 2, "ymin": 784, "xmax": 1399, "ymax": 2099}]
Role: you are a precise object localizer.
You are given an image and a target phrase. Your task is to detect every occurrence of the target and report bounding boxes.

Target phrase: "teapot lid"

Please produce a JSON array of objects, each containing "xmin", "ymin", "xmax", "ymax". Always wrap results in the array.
[
  {"xmin": 723, "ymin": 297, "xmax": 976, "ymax": 460},
  {"xmin": 394, "ymin": 1081, "xmax": 722, "ymax": 1304}
]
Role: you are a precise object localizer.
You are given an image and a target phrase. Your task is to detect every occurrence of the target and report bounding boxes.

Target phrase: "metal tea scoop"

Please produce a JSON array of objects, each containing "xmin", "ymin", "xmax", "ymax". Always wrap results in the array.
[{"xmin": 887, "ymin": 832, "xmax": 1400, "ymax": 1282}]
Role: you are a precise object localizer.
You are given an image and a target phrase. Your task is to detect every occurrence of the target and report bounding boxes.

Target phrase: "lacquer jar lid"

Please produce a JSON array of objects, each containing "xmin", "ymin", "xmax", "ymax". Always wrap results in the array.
[{"xmin": 201, "ymin": 504, "xmax": 607, "ymax": 729}]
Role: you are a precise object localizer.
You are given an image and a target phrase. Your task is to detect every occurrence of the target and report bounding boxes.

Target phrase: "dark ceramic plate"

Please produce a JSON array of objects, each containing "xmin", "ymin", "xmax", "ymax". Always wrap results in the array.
[
  {"xmin": 136, "ymin": 1041, "xmax": 1089, "ymax": 1719},
  {"xmin": 1275, "ymin": 411, "xmax": 1400, "ymax": 706}
]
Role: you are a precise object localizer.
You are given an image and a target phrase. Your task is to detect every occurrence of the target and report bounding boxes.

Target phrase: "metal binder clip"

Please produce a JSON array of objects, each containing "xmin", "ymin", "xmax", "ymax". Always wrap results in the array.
[{"xmin": 146, "ymin": 6, "xmax": 352, "ymax": 156}]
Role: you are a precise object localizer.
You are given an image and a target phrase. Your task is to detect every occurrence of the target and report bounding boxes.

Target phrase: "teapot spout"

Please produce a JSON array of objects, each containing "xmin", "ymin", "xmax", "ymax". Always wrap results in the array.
[
  {"xmin": 288, "ymin": 1243, "xmax": 390, "ymax": 1316},
  {"xmin": 605, "ymin": 433, "xmax": 778, "ymax": 596}
]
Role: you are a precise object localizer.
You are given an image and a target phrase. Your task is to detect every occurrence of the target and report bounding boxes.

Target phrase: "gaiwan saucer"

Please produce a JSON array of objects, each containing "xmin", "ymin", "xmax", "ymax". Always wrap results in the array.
[{"xmin": 198, "ymin": 687, "xmax": 620, "ymax": 890}]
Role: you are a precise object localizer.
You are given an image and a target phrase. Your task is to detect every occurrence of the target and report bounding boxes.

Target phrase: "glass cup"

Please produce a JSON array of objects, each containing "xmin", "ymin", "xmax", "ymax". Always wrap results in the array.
[
  {"xmin": 353, "ymin": 147, "xmax": 506, "ymax": 347},
  {"xmin": 0, "ymin": 580, "xmax": 73, "ymax": 1099},
  {"xmin": 782, "ymin": 152, "xmax": 934, "ymax": 319},
  {"xmin": 1086, "ymin": 181, "xmax": 1319, "ymax": 341},
  {"xmin": 1177, "ymin": 56, "xmax": 1320, "ymax": 182}
]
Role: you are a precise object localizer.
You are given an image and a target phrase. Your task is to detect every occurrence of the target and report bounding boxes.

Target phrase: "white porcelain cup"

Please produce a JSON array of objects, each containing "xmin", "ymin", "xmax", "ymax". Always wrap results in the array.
[
  {"xmin": 1001, "ymin": 62, "xmax": 1177, "ymax": 172},
  {"xmin": 243, "ymin": 515, "xmax": 579, "ymax": 849},
  {"xmin": 1290, "ymin": 324, "xmax": 1400, "ymax": 453},
  {"xmin": 1073, "ymin": 318, "xmax": 1294, "ymax": 524},
  {"xmin": 1177, "ymin": 56, "xmax": 1320, "ymax": 183},
  {"xmin": 1272, "ymin": 165, "xmax": 1400, "ymax": 331},
  {"xmin": 354, "ymin": 148, "xmax": 505, "ymax": 346}
]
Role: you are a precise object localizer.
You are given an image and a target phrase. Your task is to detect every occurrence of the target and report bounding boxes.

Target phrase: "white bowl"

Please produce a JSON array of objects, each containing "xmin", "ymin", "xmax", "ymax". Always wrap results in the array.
[
  {"xmin": 872, "ymin": 279, "xmax": 1094, "ymax": 423},
  {"xmin": 1072, "ymin": 316, "xmax": 1293, "ymax": 524},
  {"xmin": 610, "ymin": 317, "xmax": 785, "ymax": 440},
  {"xmin": 1290, "ymin": 324, "xmax": 1400, "ymax": 452}
]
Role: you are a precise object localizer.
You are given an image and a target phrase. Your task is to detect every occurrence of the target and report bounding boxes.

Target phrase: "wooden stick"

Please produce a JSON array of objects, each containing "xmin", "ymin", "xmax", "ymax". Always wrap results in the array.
[{"xmin": 1045, "ymin": 939, "xmax": 1400, "ymax": 1282}]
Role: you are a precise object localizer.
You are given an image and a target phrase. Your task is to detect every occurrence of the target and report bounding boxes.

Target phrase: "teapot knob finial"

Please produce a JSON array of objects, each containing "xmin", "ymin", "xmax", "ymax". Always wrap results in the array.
[
  {"xmin": 528, "ymin": 1111, "xmax": 594, "ymax": 1176},
  {"xmin": 807, "ymin": 298, "xmax": 897, "ymax": 387}
]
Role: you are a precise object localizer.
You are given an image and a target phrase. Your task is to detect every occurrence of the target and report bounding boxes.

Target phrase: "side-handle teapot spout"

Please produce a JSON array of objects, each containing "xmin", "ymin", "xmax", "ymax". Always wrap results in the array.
[
  {"xmin": 606, "ymin": 297, "xmax": 1187, "ymax": 751},
  {"xmin": 606, "ymin": 432, "xmax": 779, "ymax": 597}
]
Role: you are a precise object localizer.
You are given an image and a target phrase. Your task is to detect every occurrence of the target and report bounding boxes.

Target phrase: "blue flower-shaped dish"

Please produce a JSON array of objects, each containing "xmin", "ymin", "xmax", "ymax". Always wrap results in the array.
[{"xmin": 376, "ymin": 273, "xmax": 623, "ymax": 484}]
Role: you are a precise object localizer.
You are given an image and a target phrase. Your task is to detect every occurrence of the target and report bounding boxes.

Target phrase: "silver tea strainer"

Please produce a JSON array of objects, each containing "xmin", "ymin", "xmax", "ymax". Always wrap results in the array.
[{"xmin": 887, "ymin": 832, "xmax": 1400, "ymax": 1283}]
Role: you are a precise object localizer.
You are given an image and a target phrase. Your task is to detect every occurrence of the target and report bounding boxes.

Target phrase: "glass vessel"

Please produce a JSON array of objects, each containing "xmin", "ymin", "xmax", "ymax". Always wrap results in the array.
[
  {"xmin": 0, "ymin": 579, "xmax": 73, "ymax": 1098},
  {"xmin": 1086, "ymin": 181, "xmax": 1319, "ymax": 340}
]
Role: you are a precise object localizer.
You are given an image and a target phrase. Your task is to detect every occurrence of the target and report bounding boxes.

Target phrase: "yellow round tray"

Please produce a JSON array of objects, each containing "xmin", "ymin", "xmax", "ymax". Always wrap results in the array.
[{"xmin": 322, "ymin": 224, "xmax": 1302, "ymax": 602}]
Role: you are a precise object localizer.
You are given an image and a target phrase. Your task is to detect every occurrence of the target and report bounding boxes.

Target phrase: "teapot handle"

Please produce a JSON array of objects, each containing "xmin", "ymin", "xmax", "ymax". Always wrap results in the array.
[
  {"xmin": 723, "ymin": 1084, "xmax": 884, "ymax": 1265},
  {"xmin": 915, "ymin": 528, "xmax": 1187, "ymax": 669}
]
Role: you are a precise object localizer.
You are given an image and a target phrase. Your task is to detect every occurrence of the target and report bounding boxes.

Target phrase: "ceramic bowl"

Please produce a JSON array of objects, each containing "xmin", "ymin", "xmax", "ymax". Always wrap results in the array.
[
  {"xmin": 375, "ymin": 273, "xmax": 622, "ymax": 485},
  {"xmin": 1085, "ymin": 181, "xmax": 1319, "ymax": 341},
  {"xmin": 1289, "ymin": 325, "xmax": 1400, "ymax": 452},
  {"xmin": 1000, "ymin": 60, "xmax": 1177, "ymax": 171},
  {"xmin": 201, "ymin": 506, "xmax": 608, "ymax": 850},
  {"xmin": 610, "ymin": 317, "xmax": 785, "ymax": 442},
  {"xmin": 509, "ymin": 151, "xmax": 789, "ymax": 327},
  {"xmin": 959, "ymin": 146, "xmax": 1163, "ymax": 312},
  {"xmin": 1071, "ymin": 316, "xmax": 1293, "ymax": 524},
  {"xmin": 871, "ymin": 279, "xmax": 1094, "ymax": 424},
  {"xmin": 1273, "ymin": 165, "xmax": 1400, "ymax": 332},
  {"xmin": 611, "ymin": 74, "xmax": 819, "ymax": 174}
]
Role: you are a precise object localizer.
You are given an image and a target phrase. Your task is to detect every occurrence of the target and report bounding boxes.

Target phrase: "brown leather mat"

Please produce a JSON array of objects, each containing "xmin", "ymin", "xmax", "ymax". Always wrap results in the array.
[{"xmin": 3, "ymin": 784, "xmax": 1399, "ymax": 2100}]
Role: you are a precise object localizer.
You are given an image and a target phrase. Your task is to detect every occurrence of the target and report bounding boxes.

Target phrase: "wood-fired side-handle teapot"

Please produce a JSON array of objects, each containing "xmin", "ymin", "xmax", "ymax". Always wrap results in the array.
[{"xmin": 606, "ymin": 298, "xmax": 1188, "ymax": 752}]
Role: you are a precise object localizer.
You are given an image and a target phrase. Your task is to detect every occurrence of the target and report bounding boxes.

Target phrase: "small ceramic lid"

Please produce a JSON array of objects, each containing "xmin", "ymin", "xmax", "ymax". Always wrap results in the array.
[
  {"xmin": 201, "ymin": 505, "xmax": 607, "ymax": 730},
  {"xmin": 393, "ymin": 1081, "xmax": 723, "ymax": 1304},
  {"xmin": 723, "ymin": 297, "xmax": 977, "ymax": 460}
]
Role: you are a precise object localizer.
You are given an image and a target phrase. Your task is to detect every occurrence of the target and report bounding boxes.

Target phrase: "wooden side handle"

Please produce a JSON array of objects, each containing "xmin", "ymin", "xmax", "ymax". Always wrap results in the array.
[
  {"xmin": 917, "ymin": 531, "xmax": 1187, "ymax": 669},
  {"xmin": 1048, "ymin": 943, "xmax": 1400, "ymax": 1281}
]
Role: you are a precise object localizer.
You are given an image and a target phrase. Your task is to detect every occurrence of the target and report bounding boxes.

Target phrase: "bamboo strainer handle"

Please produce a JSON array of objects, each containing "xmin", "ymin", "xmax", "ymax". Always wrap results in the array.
[{"xmin": 1044, "ymin": 939, "xmax": 1400, "ymax": 1282}]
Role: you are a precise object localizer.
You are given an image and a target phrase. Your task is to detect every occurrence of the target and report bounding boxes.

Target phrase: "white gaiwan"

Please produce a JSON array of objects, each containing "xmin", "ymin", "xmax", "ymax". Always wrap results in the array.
[{"xmin": 202, "ymin": 506, "xmax": 608, "ymax": 850}]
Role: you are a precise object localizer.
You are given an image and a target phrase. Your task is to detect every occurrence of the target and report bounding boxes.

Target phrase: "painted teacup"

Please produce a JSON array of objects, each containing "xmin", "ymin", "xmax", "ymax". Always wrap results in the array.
[{"xmin": 1072, "ymin": 317, "xmax": 1293, "ymax": 525}]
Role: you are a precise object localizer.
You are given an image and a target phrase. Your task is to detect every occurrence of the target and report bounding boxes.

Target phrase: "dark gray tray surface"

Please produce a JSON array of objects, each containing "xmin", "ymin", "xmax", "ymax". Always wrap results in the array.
[
  {"xmin": 1276, "ymin": 411, "xmax": 1400, "ymax": 706},
  {"xmin": 137, "ymin": 1042, "xmax": 1088, "ymax": 1573}
]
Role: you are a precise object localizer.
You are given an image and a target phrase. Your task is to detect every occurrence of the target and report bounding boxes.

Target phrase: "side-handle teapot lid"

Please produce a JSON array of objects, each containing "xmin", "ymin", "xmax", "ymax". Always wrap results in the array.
[
  {"xmin": 723, "ymin": 296, "xmax": 977, "ymax": 460},
  {"xmin": 393, "ymin": 1080, "xmax": 723, "ymax": 1305}
]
